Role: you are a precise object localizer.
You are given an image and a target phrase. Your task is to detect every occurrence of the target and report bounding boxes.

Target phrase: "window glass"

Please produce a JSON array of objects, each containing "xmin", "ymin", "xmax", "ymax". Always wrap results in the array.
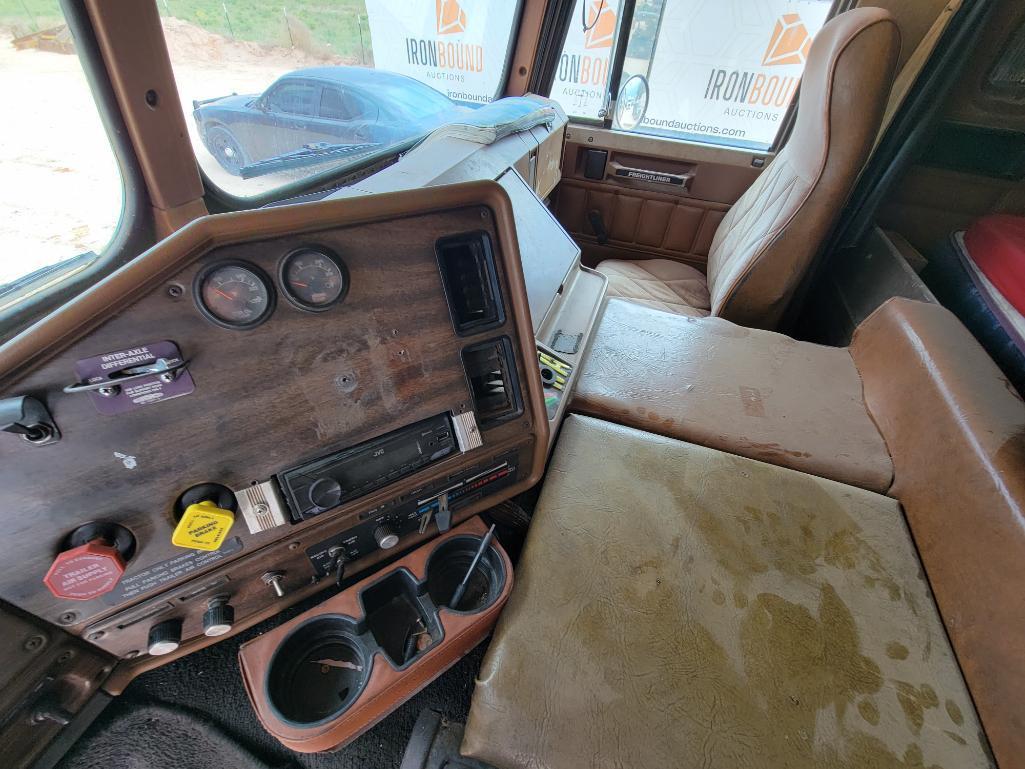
[
  {"xmin": 0, "ymin": 0, "xmax": 124, "ymax": 312},
  {"xmin": 549, "ymin": 0, "xmax": 622, "ymax": 121},
  {"xmin": 161, "ymin": 1, "xmax": 521, "ymax": 199},
  {"xmin": 550, "ymin": 0, "xmax": 834, "ymax": 150},
  {"xmin": 266, "ymin": 82, "xmax": 318, "ymax": 115}
]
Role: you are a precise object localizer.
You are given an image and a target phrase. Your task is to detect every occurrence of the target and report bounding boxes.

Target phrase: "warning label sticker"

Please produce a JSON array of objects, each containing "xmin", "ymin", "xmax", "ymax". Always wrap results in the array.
[{"xmin": 104, "ymin": 537, "xmax": 243, "ymax": 604}]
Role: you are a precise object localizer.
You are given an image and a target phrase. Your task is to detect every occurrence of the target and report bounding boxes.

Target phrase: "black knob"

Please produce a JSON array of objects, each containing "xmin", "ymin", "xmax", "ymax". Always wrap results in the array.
[
  {"xmin": 308, "ymin": 477, "xmax": 342, "ymax": 509},
  {"xmin": 202, "ymin": 598, "xmax": 235, "ymax": 637},
  {"xmin": 147, "ymin": 618, "xmax": 183, "ymax": 656}
]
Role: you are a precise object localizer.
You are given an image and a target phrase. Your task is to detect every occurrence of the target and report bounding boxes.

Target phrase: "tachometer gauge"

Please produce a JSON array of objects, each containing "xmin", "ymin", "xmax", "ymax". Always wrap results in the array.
[
  {"xmin": 280, "ymin": 248, "xmax": 348, "ymax": 312},
  {"xmin": 195, "ymin": 262, "xmax": 274, "ymax": 329}
]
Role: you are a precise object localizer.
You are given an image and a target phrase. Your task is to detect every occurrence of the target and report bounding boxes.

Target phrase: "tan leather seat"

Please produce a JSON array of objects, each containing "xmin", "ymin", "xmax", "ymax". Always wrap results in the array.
[
  {"xmin": 598, "ymin": 8, "xmax": 901, "ymax": 329},
  {"xmin": 597, "ymin": 259, "xmax": 711, "ymax": 316},
  {"xmin": 572, "ymin": 297, "xmax": 893, "ymax": 491},
  {"xmin": 849, "ymin": 298, "xmax": 1025, "ymax": 768},
  {"xmin": 462, "ymin": 415, "xmax": 991, "ymax": 769}
]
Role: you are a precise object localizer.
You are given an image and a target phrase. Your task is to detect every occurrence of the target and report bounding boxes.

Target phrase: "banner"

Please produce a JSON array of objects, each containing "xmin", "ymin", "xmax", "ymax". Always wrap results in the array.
[
  {"xmin": 550, "ymin": 0, "xmax": 621, "ymax": 120},
  {"xmin": 364, "ymin": 0, "xmax": 520, "ymax": 106},
  {"xmin": 629, "ymin": 0, "xmax": 832, "ymax": 149}
]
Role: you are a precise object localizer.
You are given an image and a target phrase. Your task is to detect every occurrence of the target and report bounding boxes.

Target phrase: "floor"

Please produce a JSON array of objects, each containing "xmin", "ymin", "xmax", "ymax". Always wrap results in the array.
[{"xmin": 57, "ymin": 571, "xmax": 491, "ymax": 769}]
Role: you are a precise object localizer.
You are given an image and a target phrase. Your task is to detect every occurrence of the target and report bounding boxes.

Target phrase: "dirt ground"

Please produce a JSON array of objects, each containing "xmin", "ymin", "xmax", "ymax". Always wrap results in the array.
[{"xmin": 0, "ymin": 18, "xmax": 353, "ymax": 287}]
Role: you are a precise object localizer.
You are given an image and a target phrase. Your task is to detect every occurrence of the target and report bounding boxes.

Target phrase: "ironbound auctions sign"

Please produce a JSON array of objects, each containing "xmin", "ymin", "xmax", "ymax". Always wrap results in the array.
[
  {"xmin": 364, "ymin": 0, "xmax": 518, "ymax": 105},
  {"xmin": 631, "ymin": 0, "xmax": 832, "ymax": 149},
  {"xmin": 551, "ymin": 0, "xmax": 621, "ymax": 120}
]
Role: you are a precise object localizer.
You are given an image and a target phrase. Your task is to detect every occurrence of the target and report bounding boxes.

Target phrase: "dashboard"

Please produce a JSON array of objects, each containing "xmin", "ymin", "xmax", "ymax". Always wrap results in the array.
[{"xmin": 0, "ymin": 182, "xmax": 547, "ymax": 676}]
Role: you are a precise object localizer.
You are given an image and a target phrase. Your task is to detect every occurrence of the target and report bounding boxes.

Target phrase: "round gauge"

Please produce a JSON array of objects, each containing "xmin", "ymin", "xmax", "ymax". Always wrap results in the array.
[
  {"xmin": 195, "ymin": 262, "xmax": 274, "ymax": 329},
  {"xmin": 280, "ymin": 248, "xmax": 348, "ymax": 312}
]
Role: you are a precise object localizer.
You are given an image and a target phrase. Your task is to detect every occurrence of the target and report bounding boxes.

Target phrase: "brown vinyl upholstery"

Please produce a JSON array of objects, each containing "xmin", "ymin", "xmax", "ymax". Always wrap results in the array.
[
  {"xmin": 598, "ymin": 8, "xmax": 901, "ymax": 329},
  {"xmin": 850, "ymin": 297, "xmax": 1025, "ymax": 769},
  {"xmin": 572, "ymin": 297, "xmax": 893, "ymax": 492},
  {"xmin": 597, "ymin": 259, "xmax": 711, "ymax": 316},
  {"xmin": 462, "ymin": 415, "xmax": 991, "ymax": 769}
]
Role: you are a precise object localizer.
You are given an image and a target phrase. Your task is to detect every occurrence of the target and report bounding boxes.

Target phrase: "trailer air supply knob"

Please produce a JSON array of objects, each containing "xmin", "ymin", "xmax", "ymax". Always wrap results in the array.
[
  {"xmin": 374, "ymin": 525, "xmax": 399, "ymax": 550},
  {"xmin": 147, "ymin": 618, "xmax": 183, "ymax": 656},
  {"xmin": 43, "ymin": 522, "xmax": 136, "ymax": 601}
]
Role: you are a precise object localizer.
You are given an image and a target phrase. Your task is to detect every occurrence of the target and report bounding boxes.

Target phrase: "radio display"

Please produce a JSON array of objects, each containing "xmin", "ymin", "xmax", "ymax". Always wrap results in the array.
[{"xmin": 280, "ymin": 414, "xmax": 457, "ymax": 521}]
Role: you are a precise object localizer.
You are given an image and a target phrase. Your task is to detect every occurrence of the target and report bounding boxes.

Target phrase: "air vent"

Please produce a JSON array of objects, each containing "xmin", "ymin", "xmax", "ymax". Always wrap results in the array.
[
  {"xmin": 436, "ymin": 232, "xmax": 505, "ymax": 336},
  {"xmin": 462, "ymin": 337, "xmax": 522, "ymax": 428}
]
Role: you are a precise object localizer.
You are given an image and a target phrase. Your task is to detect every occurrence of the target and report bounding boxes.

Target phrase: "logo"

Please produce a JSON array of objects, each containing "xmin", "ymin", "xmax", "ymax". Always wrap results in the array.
[
  {"xmin": 762, "ymin": 13, "xmax": 812, "ymax": 67},
  {"xmin": 436, "ymin": 0, "xmax": 467, "ymax": 36},
  {"xmin": 583, "ymin": 0, "xmax": 616, "ymax": 50}
]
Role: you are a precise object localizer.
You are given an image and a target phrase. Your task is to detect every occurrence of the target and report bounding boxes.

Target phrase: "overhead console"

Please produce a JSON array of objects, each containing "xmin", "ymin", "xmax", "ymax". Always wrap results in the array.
[{"xmin": 0, "ymin": 182, "xmax": 546, "ymax": 682}]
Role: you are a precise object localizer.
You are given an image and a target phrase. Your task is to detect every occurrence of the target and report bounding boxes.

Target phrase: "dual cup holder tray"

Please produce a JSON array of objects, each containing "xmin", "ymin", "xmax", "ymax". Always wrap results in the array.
[{"xmin": 238, "ymin": 516, "xmax": 513, "ymax": 753}]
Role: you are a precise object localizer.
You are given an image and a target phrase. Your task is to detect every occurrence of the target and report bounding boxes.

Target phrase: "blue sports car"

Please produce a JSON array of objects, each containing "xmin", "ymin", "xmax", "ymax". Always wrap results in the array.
[{"xmin": 193, "ymin": 67, "xmax": 465, "ymax": 176}]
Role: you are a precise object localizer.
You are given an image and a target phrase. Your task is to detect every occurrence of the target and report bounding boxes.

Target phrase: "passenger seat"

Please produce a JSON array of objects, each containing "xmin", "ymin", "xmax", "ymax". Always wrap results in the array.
[{"xmin": 598, "ymin": 8, "xmax": 901, "ymax": 329}]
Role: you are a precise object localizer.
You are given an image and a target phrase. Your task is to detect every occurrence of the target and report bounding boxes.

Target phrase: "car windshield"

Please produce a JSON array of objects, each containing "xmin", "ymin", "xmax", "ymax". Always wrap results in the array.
[{"xmin": 162, "ymin": 2, "xmax": 523, "ymax": 199}]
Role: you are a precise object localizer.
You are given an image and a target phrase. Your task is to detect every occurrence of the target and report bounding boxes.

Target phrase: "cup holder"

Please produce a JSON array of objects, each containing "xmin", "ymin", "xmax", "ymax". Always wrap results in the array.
[
  {"xmin": 266, "ymin": 616, "xmax": 370, "ymax": 726},
  {"xmin": 426, "ymin": 535, "xmax": 506, "ymax": 613}
]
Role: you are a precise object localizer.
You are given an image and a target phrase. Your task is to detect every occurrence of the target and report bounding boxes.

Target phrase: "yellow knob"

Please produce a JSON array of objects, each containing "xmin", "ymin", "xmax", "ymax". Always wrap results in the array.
[{"xmin": 171, "ymin": 500, "xmax": 235, "ymax": 551}]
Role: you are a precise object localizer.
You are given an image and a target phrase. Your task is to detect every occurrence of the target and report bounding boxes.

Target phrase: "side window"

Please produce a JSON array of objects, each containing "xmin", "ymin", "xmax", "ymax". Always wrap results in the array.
[
  {"xmin": 266, "ymin": 82, "xmax": 318, "ymax": 116},
  {"xmin": 549, "ymin": 0, "xmax": 622, "ymax": 121},
  {"xmin": 549, "ymin": 0, "xmax": 835, "ymax": 150},
  {"xmin": 0, "ymin": 1, "xmax": 125, "ymax": 325},
  {"xmin": 320, "ymin": 87, "xmax": 372, "ymax": 121}
]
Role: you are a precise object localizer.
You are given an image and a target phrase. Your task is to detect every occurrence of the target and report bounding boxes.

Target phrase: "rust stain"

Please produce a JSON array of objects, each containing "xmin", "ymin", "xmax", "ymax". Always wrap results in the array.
[{"xmin": 886, "ymin": 642, "xmax": 910, "ymax": 661}]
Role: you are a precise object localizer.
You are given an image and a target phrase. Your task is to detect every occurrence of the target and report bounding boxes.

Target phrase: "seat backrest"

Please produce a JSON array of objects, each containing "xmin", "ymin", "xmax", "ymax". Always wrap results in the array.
[
  {"xmin": 850, "ymin": 297, "xmax": 1025, "ymax": 769},
  {"xmin": 706, "ymin": 9, "xmax": 901, "ymax": 329}
]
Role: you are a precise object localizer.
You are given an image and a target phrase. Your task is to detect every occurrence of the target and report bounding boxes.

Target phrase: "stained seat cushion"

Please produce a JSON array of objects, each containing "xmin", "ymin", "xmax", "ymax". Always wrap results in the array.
[
  {"xmin": 597, "ymin": 258, "xmax": 711, "ymax": 317},
  {"xmin": 462, "ymin": 415, "xmax": 990, "ymax": 769},
  {"xmin": 572, "ymin": 298, "xmax": 894, "ymax": 493}
]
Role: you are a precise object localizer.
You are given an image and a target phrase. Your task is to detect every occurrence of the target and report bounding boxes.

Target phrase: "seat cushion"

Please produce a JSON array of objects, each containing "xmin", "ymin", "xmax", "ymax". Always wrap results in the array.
[
  {"xmin": 462, "ymin": 416, "xmax": 990, "ymax": 769},
  {"xmin": 597, "ymin": 258, "xmax": 711, "ymax": 316},
  {"xmin": 572, "ymin": 298, "xmax": 893, "ymax": 492},
  {"xmin": 851, "ymin": 297, "xmax": 1025, "ymax": 767}
]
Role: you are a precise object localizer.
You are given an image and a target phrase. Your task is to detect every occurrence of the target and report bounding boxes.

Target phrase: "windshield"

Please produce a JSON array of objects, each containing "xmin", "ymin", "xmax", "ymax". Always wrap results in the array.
[{"xmin": 162, "ymin": 1, "xmax": 522, "ymax": 200}]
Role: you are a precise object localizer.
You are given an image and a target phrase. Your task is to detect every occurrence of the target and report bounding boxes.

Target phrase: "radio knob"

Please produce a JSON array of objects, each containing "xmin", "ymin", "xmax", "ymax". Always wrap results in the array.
[
  {"xmin": 147, "ymin": 618, "xmax": 183, "ymax": 656},
  {"xmin": 374, "ymin": 525, "xmax": 400, "ymax": 550},
  {"xmin": 308, "ymin": 477, "xmax": 342, "ymax": 509}
]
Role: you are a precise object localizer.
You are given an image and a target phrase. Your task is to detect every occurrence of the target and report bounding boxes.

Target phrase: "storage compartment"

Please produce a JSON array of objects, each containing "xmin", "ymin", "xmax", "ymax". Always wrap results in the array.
[
  {"xmin": 266, "ymin": 616, "xmax": 369, "ymax": 725},
  {"xmin": 426, "ymin": 536, "xmax": 505, "ymax": 613},
  {"xmin": 237, "ymin": 517, "xmax": 514, "ymax": 753},
  {"xmin": 361, "ymin": 570, "xmax": 438, "ymax": 666}
]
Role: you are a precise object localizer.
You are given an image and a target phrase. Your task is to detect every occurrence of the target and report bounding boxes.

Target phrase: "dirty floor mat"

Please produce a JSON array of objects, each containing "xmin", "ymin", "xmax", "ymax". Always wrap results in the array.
[{"xmin": 58, "ymin": 596, "xmax": 488, "ymax": 769}]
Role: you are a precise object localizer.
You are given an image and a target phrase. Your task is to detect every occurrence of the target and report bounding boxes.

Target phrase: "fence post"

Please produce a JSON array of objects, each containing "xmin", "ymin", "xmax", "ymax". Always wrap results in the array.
[
  {"xmin": 283, "ymin": 6, "xmax": 294, "ymax": 48},
  {"xmin": 222, "ymin": 2, "xmax": 234, "ymax": 39},
  {"xmin": 357, "ymin": 13, "xmax": 366, "ymax": 65}
]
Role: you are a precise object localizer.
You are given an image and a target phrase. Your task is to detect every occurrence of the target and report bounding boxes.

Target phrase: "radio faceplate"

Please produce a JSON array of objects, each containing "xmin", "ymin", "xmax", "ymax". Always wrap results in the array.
[
  {"xmin": 306, "ymin": 449, "xmax": 520, "ymax": 576},
  {"xmin": 280, "ymin": 414, "xmax": 457, "ymax": 522}
]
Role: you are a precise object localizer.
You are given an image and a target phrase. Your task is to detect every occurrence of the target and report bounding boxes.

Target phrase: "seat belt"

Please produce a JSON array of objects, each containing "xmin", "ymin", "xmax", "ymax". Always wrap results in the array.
[{"xmin": 876, "ymin": 0, "xmax": 964, "ymax": 147}]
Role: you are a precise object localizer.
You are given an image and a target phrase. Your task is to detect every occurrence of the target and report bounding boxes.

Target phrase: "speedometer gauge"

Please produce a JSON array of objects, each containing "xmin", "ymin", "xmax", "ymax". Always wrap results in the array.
[
  {"xmin": 280, "ymin": 248, "xmax": 348, "ymax": 312},
  {"xmin": 195, "ymin": 262, "xmax": 274, "ymax": 329}
]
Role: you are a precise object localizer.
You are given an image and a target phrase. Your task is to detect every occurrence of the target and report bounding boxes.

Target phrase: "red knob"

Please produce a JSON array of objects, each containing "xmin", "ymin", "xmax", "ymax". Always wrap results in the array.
[{"xmin": 43, "ymin": 540, "xmax": 126, "ymax": 601}]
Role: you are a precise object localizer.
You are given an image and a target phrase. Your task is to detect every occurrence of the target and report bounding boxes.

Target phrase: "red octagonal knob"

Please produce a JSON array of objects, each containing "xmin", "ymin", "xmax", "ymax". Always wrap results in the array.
[{"xmin": 44, "ymin": 540, "xmax": 125, "ymax": 601}]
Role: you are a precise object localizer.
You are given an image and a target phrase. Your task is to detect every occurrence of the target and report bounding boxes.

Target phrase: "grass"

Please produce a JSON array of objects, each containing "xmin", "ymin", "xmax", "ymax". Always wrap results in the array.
[
  {"xmin": 158, "ymin": 0, "xmax": 372, "ymax": 62},
  {"xmin": 0, "ymin": 0, "xmax": 373, "ymax": 62}
]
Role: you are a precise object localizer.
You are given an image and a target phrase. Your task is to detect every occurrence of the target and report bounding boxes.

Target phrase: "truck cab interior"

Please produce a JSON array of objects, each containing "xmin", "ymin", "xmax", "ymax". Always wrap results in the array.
[{"xmin": 1, "ymin": 1, "xmax": 1023, "ymax": 768}]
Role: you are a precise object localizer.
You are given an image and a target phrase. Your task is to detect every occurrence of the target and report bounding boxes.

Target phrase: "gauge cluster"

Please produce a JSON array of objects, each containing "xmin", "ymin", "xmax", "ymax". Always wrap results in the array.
[{"xmin": 193, "ymin": 247, "xmax": 348, "ymax": 329}]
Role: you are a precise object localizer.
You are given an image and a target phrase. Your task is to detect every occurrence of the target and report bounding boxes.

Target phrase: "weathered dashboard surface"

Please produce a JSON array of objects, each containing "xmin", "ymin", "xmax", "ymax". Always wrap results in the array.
[{"xmin": 0, "ymin": 182, "xmax": 545, "ymax": 669}]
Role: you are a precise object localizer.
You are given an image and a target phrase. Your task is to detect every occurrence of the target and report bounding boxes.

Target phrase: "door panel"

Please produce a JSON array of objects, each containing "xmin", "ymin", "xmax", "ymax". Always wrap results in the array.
[{"xmin": 552, "ymin": 127, "xmax": 766, "ymax": 269}]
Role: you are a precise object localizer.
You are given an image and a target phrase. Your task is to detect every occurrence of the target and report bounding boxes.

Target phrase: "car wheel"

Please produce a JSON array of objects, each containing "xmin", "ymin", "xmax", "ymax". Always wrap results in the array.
[{"xmin": 205, "ymin": 125, "xmax": 247, "ymax": 176}]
